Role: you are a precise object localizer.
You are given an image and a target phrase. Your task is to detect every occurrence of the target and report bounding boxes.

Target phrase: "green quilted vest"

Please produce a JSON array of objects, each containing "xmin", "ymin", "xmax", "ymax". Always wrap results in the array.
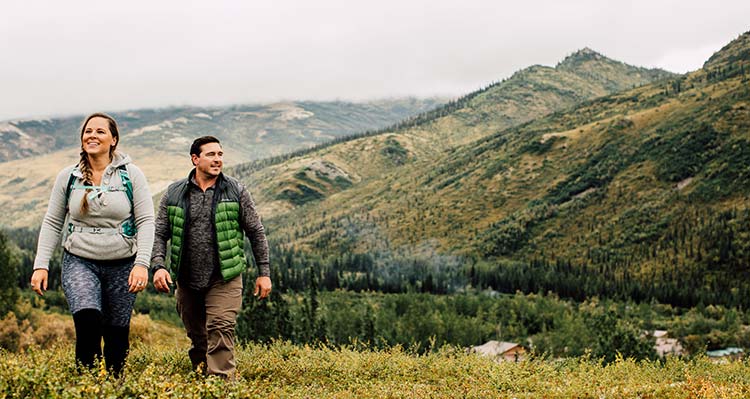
[{"xmin": 165, "ymin": 172, "xmax": 247, "ymax": 281}]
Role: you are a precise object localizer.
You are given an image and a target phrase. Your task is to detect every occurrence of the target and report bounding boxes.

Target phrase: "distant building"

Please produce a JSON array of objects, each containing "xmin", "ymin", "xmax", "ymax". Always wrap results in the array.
[
  {"xmin": 652, "ymin": 330, "xmax": 668, "ymax": 339},
  {"xmin": 651, "ymin": 330, "xmax": 683, "ymax": 357},
  {"xmin": 706, "ymin": 347, "xmax": 744, "ymax": 363},
  {"xmin": 470, "ymin": 340, "xmax": 526, "ymax": 363}
]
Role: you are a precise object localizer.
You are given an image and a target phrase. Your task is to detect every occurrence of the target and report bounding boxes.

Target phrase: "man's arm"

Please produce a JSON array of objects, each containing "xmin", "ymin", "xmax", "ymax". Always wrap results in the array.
[
  {"xmin": 238, "ymin": 186, "xmax": 270, "ymax": 278},
  {"xmin": 151, "ymin": 194, "xmax": 173, "ymax": 292}
]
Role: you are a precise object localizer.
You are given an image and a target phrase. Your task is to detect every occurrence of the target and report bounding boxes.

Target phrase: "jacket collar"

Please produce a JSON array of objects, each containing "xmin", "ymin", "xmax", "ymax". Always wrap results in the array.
[{"xmin": 186, "ymin": 168, "xmax": 225, "ymax": 190}]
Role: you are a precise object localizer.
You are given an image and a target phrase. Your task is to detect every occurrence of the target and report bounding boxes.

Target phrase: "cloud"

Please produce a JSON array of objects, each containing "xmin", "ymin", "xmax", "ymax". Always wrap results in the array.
[{"xmin": 1, "ymin": 0, "xmax": 748, "ymax": 120}]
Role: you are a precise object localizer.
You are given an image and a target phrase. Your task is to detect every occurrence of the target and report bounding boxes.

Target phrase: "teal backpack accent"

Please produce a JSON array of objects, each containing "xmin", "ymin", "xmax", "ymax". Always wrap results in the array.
[
  {"xmin": 65, "ymin": 164, "xmax": 137, "ymax": 237},
  {"xmin": 118, "ymin": 166, "xmax": 136, "ymax": 236}
]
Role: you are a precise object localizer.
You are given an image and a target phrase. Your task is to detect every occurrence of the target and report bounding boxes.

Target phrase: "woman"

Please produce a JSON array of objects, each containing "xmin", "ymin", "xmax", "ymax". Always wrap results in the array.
[{"xmin": 30, "ymin": 112, "xmax": 155, "ymax": 376}]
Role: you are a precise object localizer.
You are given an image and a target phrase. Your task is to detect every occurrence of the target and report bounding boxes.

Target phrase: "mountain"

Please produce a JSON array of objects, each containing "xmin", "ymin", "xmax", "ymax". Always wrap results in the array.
[
  {"xmin": 704, "ymin": 30, "xmax": 750, "ymax": 69},
  {"xmin": 0, "ymin": 98, "xmax": 444, "ymax": 227},
  {"xmin": 233, "ymin": 48, "xmax": 674, "ymax": 222},
  {"xmin": 0, "ymin": 99, "xmax": 445, "ymax": 163},
  {"xmin": 233, "ymin": 32, "xmax": 750, "ymax": 307}
]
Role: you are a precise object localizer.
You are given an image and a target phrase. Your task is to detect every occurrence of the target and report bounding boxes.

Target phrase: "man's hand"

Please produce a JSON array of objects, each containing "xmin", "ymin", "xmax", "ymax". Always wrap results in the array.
[
  {"xmin": 153, "ymin": 268, "xmax": 173, "ymax": 293},
  {"xmin": 30, "ymin": 269, "xmax": 48, "ymax": 296},
  {"xmin": 128, "ymin": 265, "xmax": 149, "ymax": 293},
  {"xmin": 254, "ymin": 276, "xmax": 272, "ymax": 299}
]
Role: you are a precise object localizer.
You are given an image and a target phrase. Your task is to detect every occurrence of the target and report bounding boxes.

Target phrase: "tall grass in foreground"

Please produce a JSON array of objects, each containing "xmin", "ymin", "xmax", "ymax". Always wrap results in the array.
[{"xmin": 1, "ymin": 342, "xmax": 749, "ymax": 398}]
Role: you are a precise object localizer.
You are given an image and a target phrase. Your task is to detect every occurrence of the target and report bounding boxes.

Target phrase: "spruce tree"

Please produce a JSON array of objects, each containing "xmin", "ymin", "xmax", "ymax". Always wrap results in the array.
[{"xmin": 0, "ymin": 231, "xmax": 20, "ymax": 316}]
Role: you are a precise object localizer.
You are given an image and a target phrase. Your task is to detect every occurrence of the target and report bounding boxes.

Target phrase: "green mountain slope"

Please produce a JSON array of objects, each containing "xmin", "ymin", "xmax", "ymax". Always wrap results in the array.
[{"xmin": 236, "ymin": 33, "xmax": 750, "ymax": 307}]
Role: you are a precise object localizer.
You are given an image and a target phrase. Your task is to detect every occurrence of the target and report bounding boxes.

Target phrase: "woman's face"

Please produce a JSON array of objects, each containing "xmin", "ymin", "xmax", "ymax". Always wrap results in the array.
[{"xmin": 81, "ymin": 117, "xmax": 116, "ymax": 158}]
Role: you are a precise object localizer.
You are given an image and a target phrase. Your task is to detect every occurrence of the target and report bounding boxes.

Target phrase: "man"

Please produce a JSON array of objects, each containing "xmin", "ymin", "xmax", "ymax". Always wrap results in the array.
[{"xmin": 151, "ymin": 135, "xmax": 271, "ymax": 379}]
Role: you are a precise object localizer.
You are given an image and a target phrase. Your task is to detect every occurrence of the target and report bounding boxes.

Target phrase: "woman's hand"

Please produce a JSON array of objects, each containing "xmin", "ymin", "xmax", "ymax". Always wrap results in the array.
[
  {"xmin": 30, "ymin": 269, "xmax": 48, "ymax": 296},
  {"xmin": 128, "ymin": 264, "xmax": 149, "ymax": 293}
]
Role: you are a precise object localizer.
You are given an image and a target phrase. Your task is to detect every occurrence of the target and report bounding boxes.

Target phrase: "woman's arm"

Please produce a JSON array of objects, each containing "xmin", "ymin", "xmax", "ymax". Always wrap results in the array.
[
  {"xmin": 127, "ymin": 163, "xmax": 155, "ymax": 268},
  {"xmin": 33, "ymin": 166, "xmax": 75, "ymax": 270}
]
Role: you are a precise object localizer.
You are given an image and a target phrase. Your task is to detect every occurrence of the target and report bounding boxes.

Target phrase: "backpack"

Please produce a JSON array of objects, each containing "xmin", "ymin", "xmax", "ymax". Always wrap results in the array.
[{"xmin": 64, "ymin": 164, "xmax": 137, "ymax": 236}]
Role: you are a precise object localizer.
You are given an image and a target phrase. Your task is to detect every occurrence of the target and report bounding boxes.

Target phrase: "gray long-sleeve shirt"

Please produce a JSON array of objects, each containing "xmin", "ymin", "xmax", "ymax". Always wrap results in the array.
[
  {"xmin": 34, "ymin": 152, "xmax": 155, "ymax": 269},
  {"xmin": 151, "ymin": 173, "xmax": 270, "ymax": 290}
]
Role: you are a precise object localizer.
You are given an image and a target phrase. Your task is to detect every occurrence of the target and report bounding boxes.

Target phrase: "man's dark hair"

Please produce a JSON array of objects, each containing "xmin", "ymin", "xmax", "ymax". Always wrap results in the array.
[{"xmin": 190, "ymin": 136, "xmax": 221, "ymax": 157}]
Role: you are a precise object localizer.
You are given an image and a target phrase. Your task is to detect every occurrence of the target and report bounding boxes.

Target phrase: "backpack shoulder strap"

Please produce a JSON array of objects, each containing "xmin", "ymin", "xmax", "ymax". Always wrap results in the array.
[
  {"xmin": 64, "ymin": 167, "xmax": 79, "ymax": 211},
  {"xmin": 117, "ymin": 164, "xmax": 134, "ymax": 206},
  {"xmin": 117, "ymin": 164, "xmax": 138, "ymax": 236}
]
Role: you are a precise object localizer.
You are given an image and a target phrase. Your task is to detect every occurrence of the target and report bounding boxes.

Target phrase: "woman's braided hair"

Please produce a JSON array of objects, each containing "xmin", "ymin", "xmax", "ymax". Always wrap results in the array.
[{"xmin": 78, "ymin": 113, "xmax": 119, "ymax": 214}]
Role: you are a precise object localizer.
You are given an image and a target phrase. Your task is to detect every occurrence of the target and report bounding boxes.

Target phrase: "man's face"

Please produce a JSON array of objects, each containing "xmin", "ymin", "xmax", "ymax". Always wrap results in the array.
[{"xmin": 192, "ymin": 142, "xmax": 223, "ymax": 177}]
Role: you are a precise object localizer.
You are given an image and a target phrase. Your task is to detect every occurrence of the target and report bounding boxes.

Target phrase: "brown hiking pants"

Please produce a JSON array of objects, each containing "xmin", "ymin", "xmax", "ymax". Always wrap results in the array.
[{"xmin": 176, "ymin": 275, "xmax": 243, "ymax": 378}]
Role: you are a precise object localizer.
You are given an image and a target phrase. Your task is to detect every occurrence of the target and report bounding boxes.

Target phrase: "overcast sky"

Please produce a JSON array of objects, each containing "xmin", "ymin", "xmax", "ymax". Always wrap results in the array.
[{"xmin": 1, "ymin": 0, "xmax": 748, "ymax": 121}]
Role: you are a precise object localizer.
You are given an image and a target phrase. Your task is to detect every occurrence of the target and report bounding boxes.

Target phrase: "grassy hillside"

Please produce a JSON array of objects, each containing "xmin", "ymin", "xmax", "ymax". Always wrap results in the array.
[
  {"xmin": 232, "ymin": 33, "xmax": 750, "ymax": 307},
  {"xmin": 4, "ymin": 289, "xmax": 749, "ymax": 397},
  {"xmin": 1, "ymin": 342, "xmax": 749, "ymax": 398},
  {"xmin": 0, "ymin": 99, "xmax": 442, "ymax": 227}
]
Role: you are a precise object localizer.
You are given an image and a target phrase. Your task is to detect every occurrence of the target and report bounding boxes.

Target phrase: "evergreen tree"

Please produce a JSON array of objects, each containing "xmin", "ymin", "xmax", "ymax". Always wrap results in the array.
[
  {"xmin": 0, "ymin": 231, "xmax": 20, "ymax": 315},
  {"xmin": 585, "ymin": 308, "xmax": 656, "ymax": 363},
  {"xmin": 236, "ymin": 268, "xmax": 293, "ymax": 343}
]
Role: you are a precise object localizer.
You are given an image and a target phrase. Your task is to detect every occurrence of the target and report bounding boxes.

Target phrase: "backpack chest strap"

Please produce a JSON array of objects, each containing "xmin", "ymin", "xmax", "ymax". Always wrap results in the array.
[
  {"xmin": 71, "ymin": 184, "xmax": 129, "ymax": 201},
  {"xmin": 68, "ymin": 222, "xmax": 136, "ymax": 237},
  {"xmin": 68, "ymin": 224, "xmax": 121, "ymax": 235}
]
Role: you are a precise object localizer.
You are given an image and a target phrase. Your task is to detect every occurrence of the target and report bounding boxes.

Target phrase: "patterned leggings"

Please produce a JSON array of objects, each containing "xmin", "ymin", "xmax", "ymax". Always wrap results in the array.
[{"xmin": 61, "ymin": 251, "xmax": 136, "ymax": 327}]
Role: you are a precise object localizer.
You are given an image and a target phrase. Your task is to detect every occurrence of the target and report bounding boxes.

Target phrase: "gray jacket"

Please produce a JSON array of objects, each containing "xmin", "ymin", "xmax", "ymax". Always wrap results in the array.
[{"xmin": 33, "ymin": 152, "xmax": 156, "ymax": 269}]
